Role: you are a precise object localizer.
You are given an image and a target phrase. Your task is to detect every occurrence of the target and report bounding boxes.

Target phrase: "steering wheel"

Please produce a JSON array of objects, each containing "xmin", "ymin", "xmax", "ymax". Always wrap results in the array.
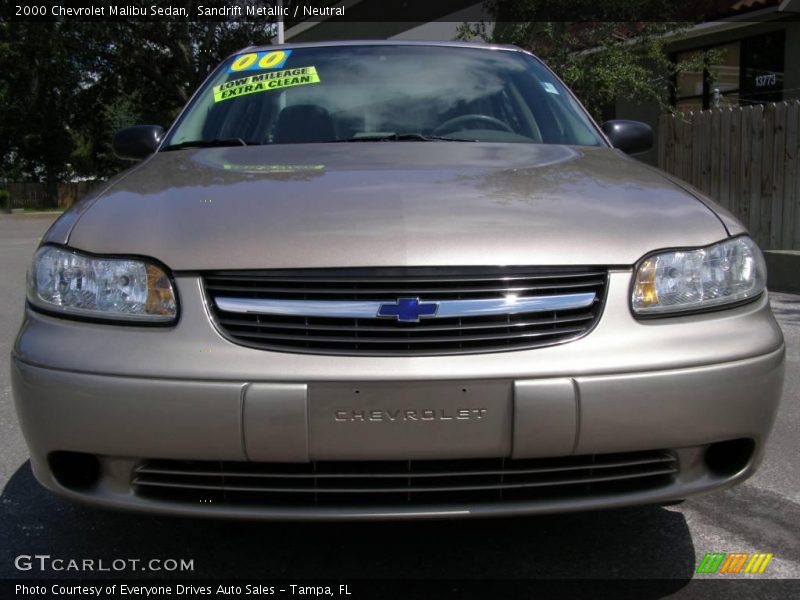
[{"xmin": 433, "ymin": 114, "xmax": 514, "ymax": 136}]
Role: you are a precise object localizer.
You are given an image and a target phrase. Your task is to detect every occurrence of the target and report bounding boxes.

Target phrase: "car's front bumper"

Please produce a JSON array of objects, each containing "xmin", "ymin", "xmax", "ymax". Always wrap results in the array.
[{"xmin": 11, "ymin": 272, "xmax": 786, "ymax": 519}]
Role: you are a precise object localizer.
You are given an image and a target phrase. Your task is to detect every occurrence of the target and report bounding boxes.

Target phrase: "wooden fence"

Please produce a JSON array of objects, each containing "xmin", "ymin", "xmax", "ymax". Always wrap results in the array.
[
  {"xmin": 2, "ymin": 180, "xmax": 105, "ymax": 210},
  {"xmin": 658, "ymin": 100, "xmax": 800, "ymax": 251}
]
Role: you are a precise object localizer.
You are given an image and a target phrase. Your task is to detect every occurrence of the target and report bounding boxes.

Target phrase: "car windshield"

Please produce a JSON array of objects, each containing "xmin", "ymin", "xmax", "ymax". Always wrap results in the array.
[{"xmin": 164, "ymin": 44, "xmax": 604, "ymax": 147}]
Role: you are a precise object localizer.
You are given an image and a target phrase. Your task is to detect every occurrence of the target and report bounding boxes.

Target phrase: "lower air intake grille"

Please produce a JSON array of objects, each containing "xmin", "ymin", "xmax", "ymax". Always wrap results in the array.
[
  {"xmin": 202, "ymin": 266, "xmax": 607, "ymax": 355},
  {"xmin": 133, "ymin": 451, "xmax": 677, "ymax": 507}
]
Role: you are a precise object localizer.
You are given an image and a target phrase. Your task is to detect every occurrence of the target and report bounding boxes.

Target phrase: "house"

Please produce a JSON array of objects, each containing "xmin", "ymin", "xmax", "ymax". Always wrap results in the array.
[
  {"xmin": 283, "ymin": 0, "xmax": 800, "ymax": 166},
  {"xmin": 617, "ymin": 0, "xmax": 800, "ymax": 164}
]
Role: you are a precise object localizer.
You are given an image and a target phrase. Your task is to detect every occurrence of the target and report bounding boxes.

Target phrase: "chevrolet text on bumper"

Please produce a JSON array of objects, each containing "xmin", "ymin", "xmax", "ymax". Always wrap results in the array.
[{"xmin": 12, "ymin": 41, "xmax": 784, "ymax": 520}]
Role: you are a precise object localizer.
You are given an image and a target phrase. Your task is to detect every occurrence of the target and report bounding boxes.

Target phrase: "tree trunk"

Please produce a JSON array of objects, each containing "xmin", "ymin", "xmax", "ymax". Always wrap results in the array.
[{"xmin": 44, "ymin": 168, "xmax": 59, "ymax": 209}]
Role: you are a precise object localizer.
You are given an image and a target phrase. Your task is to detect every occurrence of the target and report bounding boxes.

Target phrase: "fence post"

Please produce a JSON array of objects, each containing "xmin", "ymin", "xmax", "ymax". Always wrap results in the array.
[{"xmin": 785, "ymin": 101, "xmax": 800, "ymax": 249}]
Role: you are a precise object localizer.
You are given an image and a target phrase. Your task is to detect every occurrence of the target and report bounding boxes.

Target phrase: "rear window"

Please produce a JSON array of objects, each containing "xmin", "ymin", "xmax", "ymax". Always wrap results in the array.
[{"xmin": 165, "ymin": 45, "xmax": 603, "ymax": 146}]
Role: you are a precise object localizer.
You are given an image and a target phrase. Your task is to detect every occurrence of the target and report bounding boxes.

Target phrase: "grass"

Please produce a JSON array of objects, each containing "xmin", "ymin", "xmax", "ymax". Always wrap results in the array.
[{"xmin": 22, "ymin": 207, "xmax": 65, "ymax": 213}]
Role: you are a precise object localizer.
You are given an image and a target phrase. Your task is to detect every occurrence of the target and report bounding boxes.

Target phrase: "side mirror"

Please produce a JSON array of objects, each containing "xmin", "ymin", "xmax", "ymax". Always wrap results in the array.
[
  {"xmin": 113, "ymin": 125, "xmax": 165, "ymax": 160},
  {"xmin": 600, "ymin": 120, "xmax": 653, "ymax": 155}
]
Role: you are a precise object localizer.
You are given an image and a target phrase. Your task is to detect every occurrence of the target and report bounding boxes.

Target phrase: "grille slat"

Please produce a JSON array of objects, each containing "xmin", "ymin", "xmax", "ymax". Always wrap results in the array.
[
  {"xmin": 134, "ymin": 454, "xmax": 676, "ymax": 479},
  {"xmin": 203, "ymin": 267, "xmax": 607, "ymax": 355},
  {"xmin": 204, "ymin": 271, "xmax": 603, "ymax": 283},
  {"xmin": 133, "ymin": 451, "xmax": 678, "ymax": 507},
  {"xmin": 204, "ymin": 280, "xmax": 606, "ymax": 296},
  {"xmin": 219, "ymin": 312, "xmax": 595, "ymax": 332},
  {"xmin": 225, "ymin": 325, "xmax": 587, "ymax": 345},
  {"xmin": 134, "ymin": 468, "xmax": 678, "ymax": 494}
]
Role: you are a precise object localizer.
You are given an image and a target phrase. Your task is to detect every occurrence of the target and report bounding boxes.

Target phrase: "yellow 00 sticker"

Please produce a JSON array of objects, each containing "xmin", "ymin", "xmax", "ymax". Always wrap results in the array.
[{"xmin": 228, "ymin": 50, "xmax": 292, "ymax": 73}]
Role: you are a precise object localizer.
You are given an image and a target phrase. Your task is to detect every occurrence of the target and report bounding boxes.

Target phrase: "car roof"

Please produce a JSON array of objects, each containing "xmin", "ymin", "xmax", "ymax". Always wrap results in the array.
[{"xmin": 229, "ymin": 39, "xmax": 526, "ymax": 60}]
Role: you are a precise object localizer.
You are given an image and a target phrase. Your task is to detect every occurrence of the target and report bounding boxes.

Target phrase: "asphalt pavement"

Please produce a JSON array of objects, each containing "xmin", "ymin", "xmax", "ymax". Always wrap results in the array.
[{"xmin": 1, "ymin": 214, "xmax": 798, "ymax": 593}]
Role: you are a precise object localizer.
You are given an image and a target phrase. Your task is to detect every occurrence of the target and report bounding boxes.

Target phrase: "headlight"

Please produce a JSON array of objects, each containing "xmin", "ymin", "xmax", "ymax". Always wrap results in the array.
[
  {"xmin": 27, "ymin": 246, "xmax": 177, "ymax": 323},
  {"xmin": 632, "ymin": 237, "xmax": 766, "ymax": 316}
]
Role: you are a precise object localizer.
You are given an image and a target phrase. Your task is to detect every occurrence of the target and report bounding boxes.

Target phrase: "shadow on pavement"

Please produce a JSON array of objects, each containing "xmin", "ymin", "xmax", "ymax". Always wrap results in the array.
[{"xmin": 1, "ymin": 461, "xmax": 695, "ymax": 597}]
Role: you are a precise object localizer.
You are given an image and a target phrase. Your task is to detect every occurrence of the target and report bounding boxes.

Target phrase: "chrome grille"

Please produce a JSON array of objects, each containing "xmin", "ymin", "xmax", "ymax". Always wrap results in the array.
[
  {"xmin": 133, "ymin": 451, "xmax": 678, "ymax": 507},
  {"xmin": 202, "ymin": 267, "xmax": 607, "ymax": 355}
]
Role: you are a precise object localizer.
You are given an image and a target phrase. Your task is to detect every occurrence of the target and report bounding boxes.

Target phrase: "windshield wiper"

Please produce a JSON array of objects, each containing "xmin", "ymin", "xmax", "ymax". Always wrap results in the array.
[
  {"xmin": 161, "ymin": 138, "xmax": 252, "ymax": 151},
  {"xmin": 337, "ymin": 133, "xmax": 477, "ymax": 142}
]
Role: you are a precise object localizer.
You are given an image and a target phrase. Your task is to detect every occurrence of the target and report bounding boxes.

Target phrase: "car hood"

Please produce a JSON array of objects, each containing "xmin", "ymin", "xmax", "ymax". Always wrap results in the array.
[{"xmin": 62, "ymin": 143, "xmax": 728, "ymax": 270}]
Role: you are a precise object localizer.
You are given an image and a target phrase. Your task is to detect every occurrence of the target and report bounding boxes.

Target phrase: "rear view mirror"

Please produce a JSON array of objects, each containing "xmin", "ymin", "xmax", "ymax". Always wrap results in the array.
[
  {"xmin": 113, "ymin": 125, "xmax": 165, "ymax": 160},
  {"xmin": 601, "ymin": 120, "xmax": 653, "ymax": 155}
]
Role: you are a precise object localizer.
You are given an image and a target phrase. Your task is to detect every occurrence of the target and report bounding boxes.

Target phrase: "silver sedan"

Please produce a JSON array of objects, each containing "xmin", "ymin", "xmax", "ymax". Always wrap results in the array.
[{"xmin": 12, "ymin": 41, "xmax": 784, "ymax": 519}]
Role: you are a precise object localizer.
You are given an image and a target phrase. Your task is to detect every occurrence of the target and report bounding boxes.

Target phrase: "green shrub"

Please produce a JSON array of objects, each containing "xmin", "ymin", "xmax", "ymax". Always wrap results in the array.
[{"xmin": 0, "ymin": 189, "xmax": 10, "ymax": 211}]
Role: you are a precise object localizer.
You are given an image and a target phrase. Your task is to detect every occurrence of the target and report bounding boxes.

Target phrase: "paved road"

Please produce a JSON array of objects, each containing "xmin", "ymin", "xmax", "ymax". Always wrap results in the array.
[{"xmin": 1, "ymin": 215, "xmax": 798, "ymax": 592}]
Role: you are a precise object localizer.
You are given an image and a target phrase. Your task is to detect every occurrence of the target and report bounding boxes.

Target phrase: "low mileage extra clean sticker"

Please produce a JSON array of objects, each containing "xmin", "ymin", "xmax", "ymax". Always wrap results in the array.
[{"xmin": 213, "ymin": 66, "xmax": 320, "ymax": 103}]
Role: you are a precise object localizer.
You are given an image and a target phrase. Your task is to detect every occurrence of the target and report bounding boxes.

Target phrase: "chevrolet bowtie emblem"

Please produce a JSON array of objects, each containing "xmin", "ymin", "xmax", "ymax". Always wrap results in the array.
[{"xmin": 377, "ymin": 297, "xmax": 439, "ymax": 322}]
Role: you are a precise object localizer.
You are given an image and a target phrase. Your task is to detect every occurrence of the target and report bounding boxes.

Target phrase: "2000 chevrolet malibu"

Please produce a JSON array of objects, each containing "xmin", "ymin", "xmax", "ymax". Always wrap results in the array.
[{"xmin": 12, "ymin": 41, "xmax": 785, "ymax": 519}]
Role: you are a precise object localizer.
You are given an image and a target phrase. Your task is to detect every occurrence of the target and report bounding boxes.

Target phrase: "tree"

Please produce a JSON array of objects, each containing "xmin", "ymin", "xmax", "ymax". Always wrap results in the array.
[
  {"xmin": 458, "ymin": 0, "xmax": 713, "ymax": 120},
  {"xmin": 0, "ymin": 2, "xmax": 276, "ymax": 197},
  {"xmin": 72, "ymin": 17, "xmax": 275, "ymax": 179},
  {"xmin": 0, "ymin": 21, "xmax": 87, "ymax": 196}
]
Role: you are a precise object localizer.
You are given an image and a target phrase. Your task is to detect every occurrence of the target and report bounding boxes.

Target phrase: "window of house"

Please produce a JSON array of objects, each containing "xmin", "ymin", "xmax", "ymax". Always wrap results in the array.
[
  {"xmin": 708, "ymin": 42, "xmax": 741, "ymax": 106},
  {"xmin": 676, "ymin": 48, "xmax": 705, "ymax": 111},
  {"xmin": 740, "ymin": 33, "xmax": 785, "ymax": 105},
  {"xmin": 673, "ymin": 30, "xmax": 784, "ymax": 111}
]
